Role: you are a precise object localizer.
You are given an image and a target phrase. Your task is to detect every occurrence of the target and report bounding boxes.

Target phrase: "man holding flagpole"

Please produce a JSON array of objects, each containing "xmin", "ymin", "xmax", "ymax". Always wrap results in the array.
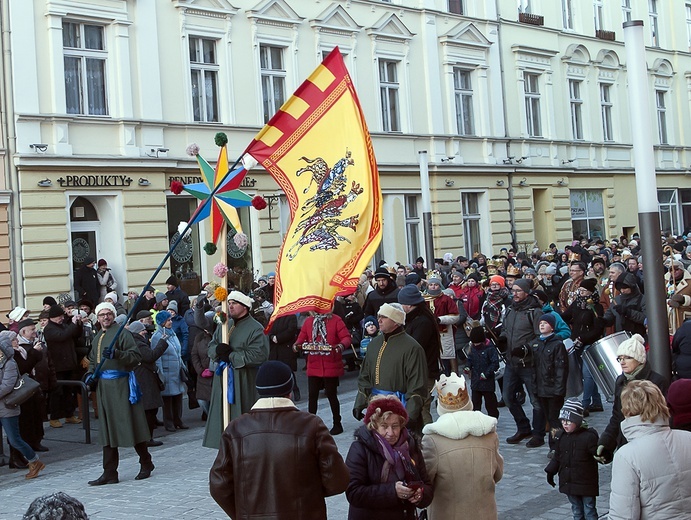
[{"xmin": 203, "ymin": 291, "xmax": 269, "ymax": 450}]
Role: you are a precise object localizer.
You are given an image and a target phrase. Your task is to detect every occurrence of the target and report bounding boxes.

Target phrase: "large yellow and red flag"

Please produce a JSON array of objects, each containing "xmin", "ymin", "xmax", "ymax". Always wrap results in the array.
[{"xmin": 244, "ymin": 48, "xmax": 381, "ymax": 327}]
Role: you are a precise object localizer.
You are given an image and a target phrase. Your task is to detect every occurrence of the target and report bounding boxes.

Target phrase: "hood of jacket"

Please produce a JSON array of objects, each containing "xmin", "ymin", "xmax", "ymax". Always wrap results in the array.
[
  {"xmin": 621, "ymin": 415, "xmax": 670, "ymax": 442},
  {"xmin": 512, "ymin": 294, "xmax": 540, "ymax": 312},
  {"xmin": 0, "ymin": 335, "xmax": 15, "ymax": 361},
  {"xmin": 422, "ymin": 410, "xmax": 497, "ymax": 439}
]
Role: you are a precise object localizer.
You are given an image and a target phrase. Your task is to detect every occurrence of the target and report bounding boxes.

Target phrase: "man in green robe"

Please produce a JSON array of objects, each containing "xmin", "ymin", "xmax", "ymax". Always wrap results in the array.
[
  {"xmin": 203, "ymin": 291, "xmax": 269, "ymax": 449},
  {"xmin": 353, "ymin": 302, "xmax": 427, "ymax": 431},
  {"xmin": 86, "ymin": 302, "xmax": 152, "ymax": 485}
]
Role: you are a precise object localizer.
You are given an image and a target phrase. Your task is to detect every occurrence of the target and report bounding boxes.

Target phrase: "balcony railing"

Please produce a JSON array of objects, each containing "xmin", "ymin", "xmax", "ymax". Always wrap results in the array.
[
  {"xmin": 596, "ymin": 29, "xmax": 616, "ymax": 41},
  {"xmin": 518, "ymin": 12, "xmax": 544, "ymax": 26}
]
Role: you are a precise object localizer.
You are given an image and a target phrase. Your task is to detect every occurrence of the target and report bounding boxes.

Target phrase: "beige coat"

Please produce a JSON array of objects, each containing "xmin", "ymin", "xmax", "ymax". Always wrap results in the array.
[
  {"xmin": 665, "ymin": 269, "xmax": 691, "ymax": 334},
  {"xmin": 421, "ymin": 411, "xmax": 504, "ymax": 520}
]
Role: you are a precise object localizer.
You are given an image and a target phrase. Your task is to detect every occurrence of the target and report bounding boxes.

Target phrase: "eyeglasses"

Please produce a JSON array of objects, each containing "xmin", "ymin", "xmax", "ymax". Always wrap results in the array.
[
  {"xmin": 616, "ymin": 356, "xmax": 634, "ymax": 362},
  {"xmin": 511, "ymin": 289, "xmax": 524, "ymax": 294}
]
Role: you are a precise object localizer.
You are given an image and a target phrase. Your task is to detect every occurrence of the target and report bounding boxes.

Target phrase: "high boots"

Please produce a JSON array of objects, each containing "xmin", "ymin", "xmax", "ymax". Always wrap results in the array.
[
  {"xmin": 9, "ymin": 447, "xmax": 28, "ymax": 469},
  {"xmin": 25, "ymin": 459, "xmax": 45, "ymax": 479}
]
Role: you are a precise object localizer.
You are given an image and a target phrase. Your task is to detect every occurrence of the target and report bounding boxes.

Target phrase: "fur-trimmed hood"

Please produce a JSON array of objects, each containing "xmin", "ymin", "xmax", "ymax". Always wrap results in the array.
[{"xmin": 422, "ymin": 410, "xmax": 497, "ymax": 439}]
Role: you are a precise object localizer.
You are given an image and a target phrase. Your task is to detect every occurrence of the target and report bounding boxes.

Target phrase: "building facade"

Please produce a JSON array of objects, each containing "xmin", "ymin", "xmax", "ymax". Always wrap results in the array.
[{"xmin": 5, "ymin": 0, "xmax": 691, "ymax": 311}]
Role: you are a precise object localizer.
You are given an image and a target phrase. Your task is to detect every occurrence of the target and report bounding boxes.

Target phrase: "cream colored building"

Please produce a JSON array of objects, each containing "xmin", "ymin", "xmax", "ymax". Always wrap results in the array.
[{"xmin": 4, "ymin": 0, "xmax": 691, "ymax": 311}]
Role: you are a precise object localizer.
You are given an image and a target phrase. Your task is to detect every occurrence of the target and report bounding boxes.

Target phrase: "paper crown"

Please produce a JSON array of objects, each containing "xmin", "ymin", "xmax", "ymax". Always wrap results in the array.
[
  {"xmin": 464, "ymin": 267, "xmax": 477, "ymax": 276},
  {"xmin": 506, "ymin": 264, "xmax": 521, "ymax": 277},
  {"xmin": 434, "ymin": 373, "xmax": 471, "ymax": 412},
  {"xmin": 568, "ymin": 252, "xmax": 581, "ymax": 262}
]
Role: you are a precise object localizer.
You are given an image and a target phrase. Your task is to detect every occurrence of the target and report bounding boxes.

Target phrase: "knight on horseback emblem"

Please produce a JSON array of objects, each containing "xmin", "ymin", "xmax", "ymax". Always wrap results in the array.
[{"xmin": 287, "ymin": 149, "xmax": 363, "ymax": 260}]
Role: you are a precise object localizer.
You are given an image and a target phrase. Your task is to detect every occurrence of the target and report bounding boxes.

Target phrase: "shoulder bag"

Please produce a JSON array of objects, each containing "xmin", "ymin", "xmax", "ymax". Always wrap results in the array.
[{"xmin": 4, "ymin": 373, "xmax": 41, "ymax": 408}]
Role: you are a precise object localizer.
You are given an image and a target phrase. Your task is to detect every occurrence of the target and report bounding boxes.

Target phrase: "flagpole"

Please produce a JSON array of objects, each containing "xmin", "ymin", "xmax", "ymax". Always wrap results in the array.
[
  {"xmin": 90, "ymin": 154, "xmax": 244, "ymax": 381},
  {"xmin": 221, "ymin": 221, "xmax": 231, "ymax": 428}
]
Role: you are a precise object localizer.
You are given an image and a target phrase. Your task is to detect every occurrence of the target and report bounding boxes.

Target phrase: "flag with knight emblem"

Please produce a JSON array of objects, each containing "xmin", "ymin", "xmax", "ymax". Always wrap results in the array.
[{"xmin": 244, "ymin": 47, "xmax": 382, "ymax": 328}]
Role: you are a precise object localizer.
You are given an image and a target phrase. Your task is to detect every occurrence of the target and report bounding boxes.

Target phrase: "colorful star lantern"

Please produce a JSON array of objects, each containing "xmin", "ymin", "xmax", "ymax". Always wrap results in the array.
[{"xmin": 183, "ymin": 140, "xmax": 253, "ymax": 245}]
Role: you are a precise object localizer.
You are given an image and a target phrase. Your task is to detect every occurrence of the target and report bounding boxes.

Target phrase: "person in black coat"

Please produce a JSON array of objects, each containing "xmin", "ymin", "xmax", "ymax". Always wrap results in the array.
[
  {"xmin": 398, "ymin": 284, "xmax": 441, "ymax": 428},
  {"xmin": 190, "ymin": 328, "xmax": 213, "ymax": 414},
  {"xmin": 602, "ymin": 273, "xmax": 646, "ymax": 337},
  {"xmin": 545, "ymin": 399, "xmax": 599, "ymax": 520},
  {"xmin": 73, "ymin": 257, "xmax": 100, "ymax": 306},
  {"xmin": 130, "ymin": 322, "xmax": 167, "ymax": 446},
  {"xmin": 672, "ymin": 319, "xmax": 691, "ymax": 379},
  {"xmin": 363, "ymin": 268, "xmax": 400, "ymax": 318},
  {"xmin": 267, "ymin": 314, "xmax": 299, "ymax": 399},
  {"xmin": 345, "ymin": 396, "xmax": 433, "ymax": 520},
  {"xmin": 464, "ymin": 327, "xmax": 500, "ymax": 418},
  {"xmin": 595, "ymin": 334, "xmax": 669, "ymax": 464},
  {"xmin": 531, "ymin": 314, "xmax": 568, "ymax": 452},
  {"xmin": 165, "ymin": 276, "xmax": 190, "ymax": 316}
]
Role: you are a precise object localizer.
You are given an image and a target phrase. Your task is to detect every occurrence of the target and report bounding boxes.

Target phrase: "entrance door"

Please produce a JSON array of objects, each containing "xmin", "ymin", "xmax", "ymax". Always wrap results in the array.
[{"xmin": 69, "ymin": 197, "xmax": 101, "ymax": 289}]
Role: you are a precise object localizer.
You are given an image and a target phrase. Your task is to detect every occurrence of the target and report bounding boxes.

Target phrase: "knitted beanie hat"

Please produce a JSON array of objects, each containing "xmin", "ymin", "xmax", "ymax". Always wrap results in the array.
[
  {"xmin": 667, "ymin": 378, "xmax": 691, "ymax": 428},
  {"xmin": 559, "ymin": 398, "xmax": 584, "ymax": 426},
  {"xmin": 616, "ymin": 334, "xmax": 647, "ymax": 364},
  {"xmin": 397, "ymin": 284, "xmax": 424, "ymax": 305},
  {"xmin": 255, "ymin": 361, "xmax": 294, "ymax": 397},
  {"xmin": 539, "ymin": 313, "xmax": 557, "ymax": 331}
]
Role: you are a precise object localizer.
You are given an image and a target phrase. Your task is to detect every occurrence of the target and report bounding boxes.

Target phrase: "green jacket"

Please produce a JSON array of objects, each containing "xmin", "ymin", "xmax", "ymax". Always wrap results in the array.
[
  {"xmin": 203, "ymin": 313, "xmax": 269, "ymax": 449},
  {"xmin": 354, "ymin": 328, "xmax": 427, "ymax": 422}
]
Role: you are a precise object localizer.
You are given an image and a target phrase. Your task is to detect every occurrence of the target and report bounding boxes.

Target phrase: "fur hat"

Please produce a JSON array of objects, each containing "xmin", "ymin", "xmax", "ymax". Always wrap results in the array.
[
  {"xmin": 227, "ymin": 290, "xmax": 253, "ymax": 309},
  {"xmin": 667, "ymin": 379, "xmax": 691, "ymax": 428},
  {"xmin": 616, "ymin": 333, "xmax": 647, "ymax": 364},
  {"xmin": 42, "ymin": 296, "xmax": 57, "ymax": 307},
  {"xmin": 128, "ymin": 321, "xmax": 147, "ymax": 335},
  {"xmin": 512, "ymin": 278, "xmax": 532, "ymax": 293},
  {"xmin": 155, "ymin": 292, "xmax": 168, "ymax": 304},
  {"xmin": 489, "ymin": 275, "xmax": 505, "ymax": 288},
  {"xmin": 579, "ymin": 278, "xmax": 598, "ymax": 293},
  {"xmin": 165, "ymin": 275, "xmax": 179, "ymax": 287},
  {"xmin": 469, "ymin": 326, "xmax": 486, "ymax": 344},
  {"xmin": 377, "ymin": 303, "xmax": 406, "ymax": 326},
  {"xmin": 105, "ymin": 292, "xmax": 118, "ymax": 304},
  {"xmin": 364, "ymin": 395, "xmax": 408, "ymax": 426},
  {"xmin": 48, "ymin": 305, "xmax": 65, "ymax": 318},
  {"xmin": 23, "ymin": 492, "xmax": 89, "ymax": 520},
  {"xmin": 255, "ymin": 360, "xmax": 294, "ymax": 398},
  {"xmin": 95, "ymin": 302, "xmax": 116, "ymax": 316},
  {"xmin": 434, "ymin": 373, "xmax": 472, "ymax": 415},
  {"xmin": 559, "ymin": 398, "xmax": 584, "ymax": 426},
  {"xmin": 398, "ymin": 284, "xmax": 424, "ymax": 305},
  {"xmin": 8, "ymin": 307, "xmax": 28, "ymax": 322},
  {"xmin": 155, "ymin": 310, "xmax": 172, "ymax": 327},
  {"xmin": 539, "ymin": 313, "xmax": 557, "ymax": 331}
]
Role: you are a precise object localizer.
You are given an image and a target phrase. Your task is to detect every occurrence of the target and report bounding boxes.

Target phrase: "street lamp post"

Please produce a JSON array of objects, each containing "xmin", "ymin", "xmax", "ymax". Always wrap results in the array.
[{"xmin": 419, "ymin": 151, "xmax": 435, "ymax": 271}]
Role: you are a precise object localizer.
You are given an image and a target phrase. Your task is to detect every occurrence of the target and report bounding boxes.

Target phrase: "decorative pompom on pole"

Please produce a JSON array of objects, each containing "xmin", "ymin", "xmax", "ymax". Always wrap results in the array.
[
  {"xmin": 171, "ymin": 181, "xmax": 184, "ymax": 195},
  {"xmin": 251, "ymin": 195, "xmax": 268, "ymax": 210}
]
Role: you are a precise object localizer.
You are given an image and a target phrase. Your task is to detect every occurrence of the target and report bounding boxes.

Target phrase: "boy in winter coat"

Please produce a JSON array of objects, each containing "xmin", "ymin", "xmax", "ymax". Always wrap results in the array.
[
  {"xmin": 545, "ymin": 399, "xmax": 599, "ymax": 520},
  {"xmin": 358, "ymin": 316, "xmax": 379, "ymax": 359},
  {"xmin": 532, "ymin": 313, "xmax": 568, "ymax": 452},
  {"xmin": 464, "ymin": 327, "xmax": 500, "ymax": 418}
]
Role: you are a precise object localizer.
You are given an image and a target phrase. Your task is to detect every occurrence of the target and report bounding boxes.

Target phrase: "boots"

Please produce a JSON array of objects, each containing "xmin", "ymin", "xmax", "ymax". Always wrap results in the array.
[
  {"xmin": 25, "ymin": 459, "xmax": 45, "ymax": 479},
  {"xmin": 329, "ymin": 422, "xmax": 343, "ymax": 435},
  {"xmin": 9, "ymin": 447, "xmax": 28, "ymax": 469}
]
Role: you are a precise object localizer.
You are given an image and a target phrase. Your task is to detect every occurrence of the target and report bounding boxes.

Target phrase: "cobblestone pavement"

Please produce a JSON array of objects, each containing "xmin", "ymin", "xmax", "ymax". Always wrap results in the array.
[{"xmin": 1, "ymin": 369, "xmax": 612, "ymax": 519}]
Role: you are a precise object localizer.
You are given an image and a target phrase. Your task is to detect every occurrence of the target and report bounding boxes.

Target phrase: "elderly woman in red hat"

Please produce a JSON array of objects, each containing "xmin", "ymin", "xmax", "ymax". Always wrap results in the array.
[{"xmin": 345, "ymin": 395, "xmax": 433, "ymax": 520}]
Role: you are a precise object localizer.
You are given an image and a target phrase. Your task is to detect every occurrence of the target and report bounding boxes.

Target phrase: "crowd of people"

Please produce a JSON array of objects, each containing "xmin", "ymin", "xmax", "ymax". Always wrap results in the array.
[{"xmin": 2, "ymin": 233, "xmax": 691, "ymax": 519}]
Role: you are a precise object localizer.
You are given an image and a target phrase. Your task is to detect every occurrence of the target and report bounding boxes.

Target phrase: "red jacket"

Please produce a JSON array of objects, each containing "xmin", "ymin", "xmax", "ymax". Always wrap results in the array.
[
  {"xmin": 458, "ymin": 285, "xmax": 485, "ymax": 319},
  {"xmin": 296, "ymin": 314, "xmax": 351, "ymax": 378}
]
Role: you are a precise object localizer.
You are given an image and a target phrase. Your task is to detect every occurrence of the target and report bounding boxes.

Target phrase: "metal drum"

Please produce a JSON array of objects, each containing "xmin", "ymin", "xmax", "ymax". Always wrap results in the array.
[{"xmin": 582, "ymin": 332, "xmax": 630, "ymax": 402}]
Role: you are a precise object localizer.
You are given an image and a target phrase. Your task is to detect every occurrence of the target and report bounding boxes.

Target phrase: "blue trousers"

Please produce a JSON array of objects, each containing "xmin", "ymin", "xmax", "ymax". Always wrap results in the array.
[
  {"xmin": 0, "ymin": 416, "xmax": 37, "ymax": 463},
  {"xmin": 502, "ymin": 364, "xmax": 545, "ymax": 438},
  {"xmin": 581, "ymin": 362, "xmax": 602, "ymax": 409},
  {"xmin": 567, "ymin": 495, "xmax": 597, "ymax": 520}
]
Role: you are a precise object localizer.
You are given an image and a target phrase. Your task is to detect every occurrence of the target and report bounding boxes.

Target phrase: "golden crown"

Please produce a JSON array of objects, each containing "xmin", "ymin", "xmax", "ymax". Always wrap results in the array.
[
  {"xmin": 437, "ymin": 385, "xmax": 470, "ymax": 410},
  {"xmin": 568, "ymin": 252, "xmax": 581, "ymax": 262},
  {"xmin": 506, "ymin": 264, "xmax": 521, "ymax": 276}
]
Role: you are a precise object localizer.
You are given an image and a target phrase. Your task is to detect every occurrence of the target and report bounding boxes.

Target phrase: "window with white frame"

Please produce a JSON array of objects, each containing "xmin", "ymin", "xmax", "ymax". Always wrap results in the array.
[
  {"xmin": 569, "ymin": 79, "xmax": 583, "ymax": 140},
  {"xmin": 658, "ymin": 189, "xmax": 680, "ymax": 236},
  {"xmin": 570, "ymin": 190, "xmax": 605, "ymax": 240},
  {"xmin": 260, "ymin": 44, "xmax": 286, "ymax": 124},
  {"xmin": 681, "ymin": 189, "xmax": 691, "ymax": 232},
  {"xmin": 649, "ymin": 0, "xmax": 659, "ymax": 47},
  {"xmin": 524, "ymin": 72, "xmax": 541, "ymax": 137},
  {"xmin": 405, "ymin": 195, "xmax": 421, "ymax": 263},
  {"xmin": 594, "ymin": 0, "xmax": 605, "ymax": 31},
  {"xmin": 517, "ymin": 0, "xmax": 531, "ymax": 14},
  {"xmin": 63, "ymin": 21, "xmax": 108, "ymax": 116},
  {"xmin": 686, "ymin": 3, "xmax": 691, "ymax": 52},
  {"xmin": 379, "ymin": 59, "xmax": 401, "ymax": 132},
  {"xmin": 448, "ymin": 0, "xmax": 464, "ymax": 15},
  {"xmin": 562, "ymin": 0, "xmax": 574, "ymax": 30},
  {"xmin": 656, "ymin": 90, "xmax": 668, "ymax": 144},
  {"xmin": 461, "ymin": 193, "xmax": 482, "ymax": 257},
  {"xmin": 600, "ymin": 83, "xmax": 614, "ymax": 142},
  {"xmin": 622, "ymin": 0, "xmax": 632, "ymax": 23},
  {"xmin": 189, "ymin": 37, "xmax": 219, "ymax": 123},
  {"xmin": 453, "ymin": 68, "xmax": 474, "ymax": 136}
]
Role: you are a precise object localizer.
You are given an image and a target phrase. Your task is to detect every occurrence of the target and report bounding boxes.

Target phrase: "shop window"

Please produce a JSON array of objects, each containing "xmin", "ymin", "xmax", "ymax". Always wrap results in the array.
[
  {"xmin": 167, "ymin": 197, "xmax": 203, "ymax": 296},
  {"xmin": 570, "ymin": 190, "xmax": 605, "ymax": 240},
  {"xmin": 658, "ymin": 189, "xmax": 680, "ymax": 236}
]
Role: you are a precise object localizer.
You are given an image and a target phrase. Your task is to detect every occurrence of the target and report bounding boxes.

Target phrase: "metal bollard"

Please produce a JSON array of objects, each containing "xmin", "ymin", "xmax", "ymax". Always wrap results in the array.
[{"xmin": 55, "ymin": 380, "xmax": 91, "ymax": 444}]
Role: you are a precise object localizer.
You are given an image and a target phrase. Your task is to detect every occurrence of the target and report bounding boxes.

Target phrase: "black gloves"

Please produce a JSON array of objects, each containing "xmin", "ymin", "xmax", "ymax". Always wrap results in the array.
[
  {"xmin": 83, "ymin": 372, "xmax": 97, "ymax": 391},
  {"xmin": 353, "ymin": 408, "xmax": 364, "ymax": 421},
  {"xmin": 102, "ymin": 347, "xmax": 117, "ymax": 359},
  {"xmin": 511, "ymin": 345, "xmax": 528, "ymax": 358},
  {"xmin": 216, "ymin": 342, "xmax": 232, "ymax": 363},
  {"xmin": 546, "ymin": 473, "xmax": 556, "ymax": 488}
]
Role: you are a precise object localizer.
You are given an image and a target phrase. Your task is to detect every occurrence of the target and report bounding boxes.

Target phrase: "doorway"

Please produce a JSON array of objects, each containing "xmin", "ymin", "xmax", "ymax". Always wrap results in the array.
[{"xmin": 69, "ymin": 197, "xmax": 101, "ymax": 283}]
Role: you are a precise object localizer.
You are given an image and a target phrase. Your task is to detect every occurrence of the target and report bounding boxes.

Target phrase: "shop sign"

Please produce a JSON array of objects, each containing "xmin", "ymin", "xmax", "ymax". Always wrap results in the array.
[
  {"xmin": 58, "ymin": 175, "xmax": 133, "ymax": 187},
  {"xmin": 167, "ymin": 175, "xmax": 257, "ymax": 188}
]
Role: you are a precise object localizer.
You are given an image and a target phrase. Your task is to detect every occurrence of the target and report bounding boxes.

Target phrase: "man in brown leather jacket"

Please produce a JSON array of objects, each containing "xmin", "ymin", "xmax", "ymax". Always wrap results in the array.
[{"xmin": 209, "ymin": 361, "xmax": 349, "ymax": 519}]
